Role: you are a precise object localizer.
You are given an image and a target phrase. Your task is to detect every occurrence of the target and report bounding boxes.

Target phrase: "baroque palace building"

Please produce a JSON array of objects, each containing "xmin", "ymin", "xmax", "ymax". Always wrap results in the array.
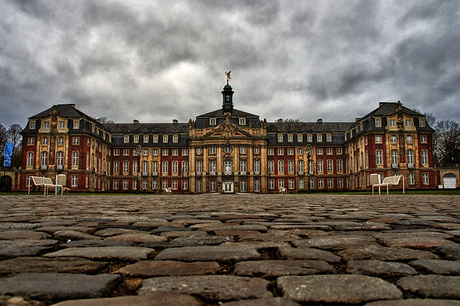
[{"xmin": 19, "ymin": 81, "xmax": 436, "ymax": 193}]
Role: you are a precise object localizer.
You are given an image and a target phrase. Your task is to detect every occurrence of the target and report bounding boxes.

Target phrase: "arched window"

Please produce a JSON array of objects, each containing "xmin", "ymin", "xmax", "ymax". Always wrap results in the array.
[{"xmin": 72, "ymin": 151, "xmax": 79, "ymax": 167}]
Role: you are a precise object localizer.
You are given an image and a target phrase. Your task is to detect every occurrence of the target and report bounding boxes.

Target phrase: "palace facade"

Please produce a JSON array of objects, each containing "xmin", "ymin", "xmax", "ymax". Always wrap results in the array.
[{"xmin": 19, "ymin": 82, "xmax": 436, "ymax": 193}]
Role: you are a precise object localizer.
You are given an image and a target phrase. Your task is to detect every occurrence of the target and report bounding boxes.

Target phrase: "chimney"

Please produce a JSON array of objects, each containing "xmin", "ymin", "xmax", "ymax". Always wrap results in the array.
[
  {"xmin": 317, "ymin": 118, "xmax": 323, "ymax": 123},
  {"xmin": 173, "ymin": 119, "xmax": 178, "ymax": 124},
  {"xmin": 133, "ymin": 119, "xmax": 139, "ymax": 124},
  {"xmin": 277, "ymin": 118, "xmax": 283, "ymax": 123}
]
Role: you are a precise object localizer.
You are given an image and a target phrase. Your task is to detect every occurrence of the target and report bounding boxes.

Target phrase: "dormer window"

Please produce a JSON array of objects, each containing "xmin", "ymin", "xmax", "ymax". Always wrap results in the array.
[
  {"xmin": 419, "ymin": 118, "xmax": 426, "ymax": 127},
  {"xmin": 134, "ymin": 135, "xmax": 139, "ymax": 143},
  {"xmin": 43, "ymin": 121, "xmax": 50, "ymax": 129},
  {"xmin": 163, "ymin": 135, "xmax": 168, "ymax": 143},
  {"xmin": 375, "ymin": 118, "xmax": 381, "ymax": 127},
  {"xmin": 173, "ymin": 135, "xmax": 178, "ymax": 143},
  {"xmin": 123, "ymin": 135, "xmax": 129, "ymax": 143},
  {"xmin": 209, "ymin": 118, "xmax": 217, "ymax": 126},
  {"xmin": 29, "ymin": 120, "xmax": 36, "ymax": 129},
  {"xmin": 317, "ymin": 135, "xmax": 322, "ymax": 142},
  {"xmin": 239, "ymin": 117, "xmax": 246, "ymax": 126},
  {"xmin": 389, "ymin": 119, "xmax": 396, "ymax": 127},
  {"xmin": 73, "ymin": 120, "xmax": 80, "ymax": 129}
]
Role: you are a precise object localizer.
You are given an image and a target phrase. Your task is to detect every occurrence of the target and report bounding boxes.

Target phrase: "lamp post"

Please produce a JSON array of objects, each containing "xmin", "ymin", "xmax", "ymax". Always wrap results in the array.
[
  {"xmin": 135, "ymin": 145, "xmax": 142, "ymax": 195},
  {"xmin": 306, "ymin": 144, "xmax": 313, "ymax": 194}
]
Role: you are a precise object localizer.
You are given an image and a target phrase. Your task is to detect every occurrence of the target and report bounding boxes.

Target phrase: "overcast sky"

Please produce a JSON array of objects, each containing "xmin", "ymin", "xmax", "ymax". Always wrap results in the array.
[{"xmin": 1, "ymin": 0, "xmax": 459, "ymax": 128}]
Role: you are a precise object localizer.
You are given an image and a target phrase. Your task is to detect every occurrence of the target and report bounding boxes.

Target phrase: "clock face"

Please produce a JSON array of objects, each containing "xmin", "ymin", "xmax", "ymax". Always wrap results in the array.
[{"xmin": 224, "ymin": 104, "xmax": 231, "ymax": 109}]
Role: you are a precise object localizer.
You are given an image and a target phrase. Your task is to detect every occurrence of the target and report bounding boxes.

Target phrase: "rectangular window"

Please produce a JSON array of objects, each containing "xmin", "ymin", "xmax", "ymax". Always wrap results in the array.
[
  {"xmin": 338, "ymin": 178, "xmax": 343, "ymax": 188},
  {"xmin": 153, "ymin": 149, "xmax": 158, "ymax": 156},
  {"xmin": 327, "ymin": 148, "xmax": 333, "ymax": 155},
  {"xmin": 162, "ymin": 161, "xmax": 168, "ymax": 174},
  {"xmin": 337, "ymin": 148, "xmax": 343, "ymax": 155},
  {"xmin": 268, "ymin": 148, "xmax": 274, "ymax": 155},
  {"xmin": 307, "ymin": 134, "xmax": 312, "ymax": 142},
  {"xmin": 422, "ymin": 150, "xmax": 428, "ymax": 165},
  {"xmin": 124, "ymin": 135, "xmax": 129, "ymax": 143},
  {"xmin": 406, "ymin": 136, "xmax": 413, "ymax": 143},
  {"xmin": 269, "ymin": 179, "xmax": 275, "ymax": 189},
  {"xmin": 153, "ymin": 135, "xmax": 159, "ymax": 143},
  {"xmin": 375, "ymin": 135, "xmax": 382, "ymax": 143},
  {"xmin": 299, "ymin": 179, "xmax": 304, "ymax": 189},
  {"xmin": 423, "ymin": 173, "xmax": 429, "ymax": 184},
  {"xmin": 254, "ymin": 179, "xmax": 260, "ymax": 192},
  {"xmin": 27, "ymin": 137, "xmax": 35, "ymax": 145},
  {"xmin": 71, "ymin": 175, "xmax": 78, "ymax": 187},
  {"xmin": 239, "ymin": 117, "xmax": 246, "ymax": 125},
  {"xmin": 405, "ymin": 119, "xmax": 411, "ymax": 127},
  {"xmin": 390, "ymin": 119, "xmax": 396, "ymax": 127},
  {"xmin": 288, "ymin": 179, "xmax": 295, "ymax": 189},
  {"xmin": 317, "ymin": 160, "xmax": 323, "ymax": 172},
  {"xmin": 152, "ymin": 180, "xmax": 158, "ymax": 190},
  {"xmin": 43, "ymin": 121, "xmax": 50, "ymax": 129},
  {"xmin": 254, "ymin": 160, "xmax": 260, "ymax": 173},
  {"xmin": 317, "ymin": 148, "xmax": 323, "ymax": 155},
  {"xmin": 419, "ymin": 119, "xmax": 426, "ymax": 127},
  {"xmin": 278, "ymin": 148, "xmax": 284, "ymax": 155},
  {"xmin": 144, "ymin": 135, "xmax": 149, "ymax": 143},
  {"xmin": 337, "ymin": 160, "xmax": 343, "ymax": 172},
  {"xmin": 328, "ymin": 179, "xmax": 334, "ymax": 188},
  {"xmin": 72, "ymin": 151, "xmax": 79, "ymax": 167},
  {"xmin": 196, "ymin": 160, "xmax": 202, "ymax": 174},
  {"xmin": 278, "ymin": 180, "xmax": 284, "ymax": 189},
  {"xmin": 390, "ymin": 135, "xmax": 397, "ymax": 143},
  {"xmin": 375, "ymin": 118, "xmax": 381, "ymax": 127},
  {"xmin": 318, "ymin": 179, "xmax": 324, "ymax": 188},
  {"xmin": 182, "ymin": 180, "xmax": 188, "ymax": 190},
  {"xmin": 172, "ymin": 149, "xmax": 178, "ymax": 156},
  {"xmin": 123, "ymin": 161, "xmax": 129, "ymax": 173},
  {"xmin": 72, "ymin": 137, "xmax": 79, "ymax": 145},
  {"xmin": 143, "ymin": 149, "xmax": 149, "ymax": 156},
  {"xmin": 391, "ymin": 150, "xmax": 398, "ymax": 167},
  {"xmin": 162, "ymin": 149, "xmax": 168, "ymax": 156},
  {"xmin": 327, "ymin": 160, "xmax": 333, "ymax": 172},
  {"xmin": 376, "ymin": 150, "xmax": 383, "ymax": 165},
  {"xmin": 114, "ymin": 149, "xmax": 120, "ymax": 156},
  {"xmin": 152, "ymin": 161, "xmax": 158, "ymax": 174},
  {"xmin": 113, "ymin": 161, "xmax": 119, "ymax": 174},
  {"xmin": 298, "ymin": 148, "xmax": 303, "ymax": 155},
  {"xmin": 278, "ymin": 134, "xmax": 283, "ymax": 142},
  {"xmin": 240, "ymin": 160, "xmax": 247, "ymax": 174},
  {"xmin": 268, "ymin": 160, "xmax": 274, "ymax": 173},
  {"xmin": 288, "ymin": 134, "xmax": 293, "ymax": 142},
  {"xmin": 163, "ymin": 135, "xmax": 168, "ymax": 143},
  {"xmin": 239, "ymin": 146, "xmax": 247, "ymax": 154},
  {"xmin": 123, "ymin": 149, "xmax": 130, "ymax": 156},
  {"xmin": 182, "ymin": 161, "xmax": 188, "ymax": 173},
  {"xmin": 182, "ymin": 149, "xmax": 188, "ymax": 156},
  {"xmin": 29, "ymin": 121, "xmax": 36, "ymax": 129},
  {"xmin": 113, "ymin": 180, "xmax": 119, "ymax": 190},
  {"xmin": 421, "ymin": 136, "xmax": 427, "ymax": 143},
  {"xmin": 134, "ymin": 135, "xmax": 139, "ymax": 143},
  {"xmin": 59, "ymin": 121, "xmax": 65, "ymax": 129},
  {"xmin": 209, "ymin": 146, "xmax": 216, "ymax": 154},
  {"xmin": 278, "ymin": 160, "xmax": 284, "ymax": 173},
  {"xmin": 173, "ymin": 135, "xmax": 178, "ymax": 143},
  {"xmin": 58, "ymin": 137, "xmax": 64, "ymax": 144},
  {"xmin": 209, "ymin": 118, "xmax": 217, "ymax": 126},
  {"xmin": 172, "ymin": 161, "xmax": 178, "ymax": 174},
  {"xmin": 288, "ymin": 160, "xmax": 294, "ymax": 172},
  {"xmin": 288, "ymin": 148, "xmax": 294, "ymax": 155},
  {"xmin": 297, "ymin": 134, "xmax": 303, "ymax": 142},
  {"xmin": 317, "ymin": 135, "xmax": 322, "ymax": 142},
  {"xmin": 209, "ymin": 160, "xmax": 216, "ymax": 173},
  {"xmin": 123, "ymin": 180, "xmax": 129, "ymax": 190},
  {"xmin": 408, "ymin": 173, "xmax": 415, "ymax": 185},
  {"xmin": 326, "ymin": 134, "xmax": 332, "ymax": 142}
]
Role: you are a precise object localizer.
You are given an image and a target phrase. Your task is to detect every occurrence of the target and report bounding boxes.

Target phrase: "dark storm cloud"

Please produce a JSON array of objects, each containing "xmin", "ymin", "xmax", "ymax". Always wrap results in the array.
[{"xmin": 0, "ymin": 0, "xmax": 459, "ymax": 128}]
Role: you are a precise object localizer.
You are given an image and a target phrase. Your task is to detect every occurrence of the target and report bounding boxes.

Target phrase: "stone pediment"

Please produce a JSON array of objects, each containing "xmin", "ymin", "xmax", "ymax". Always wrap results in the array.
[{"xmin": 203, "ymin": 116, "xmax": 252, "ymax": 139}]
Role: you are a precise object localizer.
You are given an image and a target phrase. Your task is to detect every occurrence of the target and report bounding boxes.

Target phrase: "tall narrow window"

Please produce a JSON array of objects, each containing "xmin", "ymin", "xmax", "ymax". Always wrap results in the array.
[
  {"xmin": 376, "ymin": 150, "xmax": 383, "ymax": 165},
  {"xmin": 196, "ymin": 160, "xmax": 202, "ymax": 174},
  {"xmin": 391, "ymin": 150, "xmax": 398, "ymax": 167},
  {"xmin": 172, "ymin": 161, "xmax": 178, "ymax": 174},
  {"xmin": 27, "ymin": 152, "xmax": 34, "ymax": 167},
  {"xmin": 41, "ymin": 151, "xmax": 48, "ymax": 168},
  {"xmin": 209, "ymin": 160, "xmax": 216, "ymax": 173},
  {"xmin": 317, "ymin": 160, "xmax": 323, "ymax": 172},
  {"xmin": 422, "ymin": 150, "xmax": 428, "ymax": 165},
  {"xmin": 182, "ymin": 161, "xmax": 188, "ymax": 174},
  {"xmin": 254, "ymin": 160, "xmax": 260, "ymax": 173},
  {"xmin": 337, "ymin": 160, "xmax": 343, "ymax": 172},
  {"xmin": 268, "ymin": 160, "xmax": 274, "ymax": 173},
  {"xmin": 278, "ymin": 160, "xmax": 284, "ymax": 174},
  {"xmin": 240, "ymin": 160, "xmax": 247, "ymax": 174},
  {"xmin": 407, "ymin": 149, "xmax": 414, "ymax": 167},
  {"xmin": 327, "ymin": 160, "xmax": 333, "ymax": 173},
  {"xmin": 57, "ymin": 151, "xmax": 63, "ymax": 168},
  {"xmin": 288, "ymin": 160, "xmax": 294, "ymax": 172},
  {"xmin": 162, "ymin": 161, "xmax": 168, "ymax": 174}
]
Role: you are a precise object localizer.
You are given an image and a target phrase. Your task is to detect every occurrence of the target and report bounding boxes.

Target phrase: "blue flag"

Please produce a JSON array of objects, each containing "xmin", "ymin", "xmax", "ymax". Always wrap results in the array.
[{"xmin": 3, "ymin": 142, "xmax": 14, "ymax": 167}]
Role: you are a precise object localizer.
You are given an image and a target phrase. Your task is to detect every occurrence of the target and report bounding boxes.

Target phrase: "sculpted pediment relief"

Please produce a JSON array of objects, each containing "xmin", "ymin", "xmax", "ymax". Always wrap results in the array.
[{"xmin": 203, "ymin": 116, "xmax": 252, "ymax": 139}]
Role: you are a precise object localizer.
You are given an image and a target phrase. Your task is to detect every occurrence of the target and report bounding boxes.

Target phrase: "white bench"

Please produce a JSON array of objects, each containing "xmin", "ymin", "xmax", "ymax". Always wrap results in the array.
[
  {"xmin": 164, "ymin": 187, "xmax": 172, "ymax": 194},
  {"xmin": 28, "ymin": 176, "xmax": 63, "ymax": 195},
  {"xmin": 279, "ymin": 187, "xmax": 287, "ymax": 194},
  {"xmin": 372, "ymin": 175, "xmax": 405, "ymax": 195}
]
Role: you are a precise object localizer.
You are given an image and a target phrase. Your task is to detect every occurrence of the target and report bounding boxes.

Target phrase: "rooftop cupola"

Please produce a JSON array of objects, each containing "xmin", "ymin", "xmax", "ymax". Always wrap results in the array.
[{"xmin": 222, "ymin": 71, "xmax": 234, "ymax": 111}]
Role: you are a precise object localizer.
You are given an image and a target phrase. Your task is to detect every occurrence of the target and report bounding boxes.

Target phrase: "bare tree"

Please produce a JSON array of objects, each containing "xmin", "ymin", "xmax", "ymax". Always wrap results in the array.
[
  {"xmin": 434, "ymin": 119, "xmax": 460, "ymax": 165},
  {"xmin": 7, "ymin": 124, "xmax": 22, "ymax": 146}
]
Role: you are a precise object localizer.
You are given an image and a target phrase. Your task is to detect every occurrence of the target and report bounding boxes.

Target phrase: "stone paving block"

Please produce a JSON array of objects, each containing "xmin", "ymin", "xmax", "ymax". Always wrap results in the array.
[
  {"xmin": 329, "ymin": 221, "xmax": 392, "ymax": 231},
  {"xmin": 295, "ymin": 235, "xmax": 378, "ymax": 250},
  {"xmin": 437, "ymin": 244, "xmax": 460, "ymax": 260},
  {"xmin": 0, "ymin": 230, "xmax": 51, "ymax": 240},
  {"xmin": 160, "ymin": 230, "xmax": 208, "ymax": 238},
  {"xmin": 105, "ymin": 233, "xmax": 167, "ymax": 243},
  {"xmin": 365, "ymin": 299, "xmax": 460, "ymax": 305},
  {"xmin": 223, "ymin": 297, "xmax": 300, "ymax": 305},
  {"xmin": 346, "ymin": 260, "xmax": 418, "ymax": 277},
  {"xmin": 53, "ymin": 293, "xmax": 203, "ymax": 306},
  {"xmin": 0, "ymin": 240, "xmax": 58, "ymax": 259},
  {"xmin": 54, "ymin": 230, "xmax": 101, "ymax": 241},
  {"xmin": 0, "ymin": 273, "xmax": 120, "ymax": 301},
  {"xmin": 169, "ymin": 235, "xmax": 234, "ymax": 246},
  {"xmin": 269, "ymin": 224, "xmax": 332, "ymax": 230},
  {"xmin": 93, "ymin": 228, "xmax": 145, "ymax": 237},
  {"xmin": 118, "ymin": 260, "xmax": 221, "ymax": 276},
  {"xmin": 198, "ymin": 224, "xmax": 268, "ymax": 232},
  {"xmin": 45, "ymin": 246, "xmax": 155, "ymax": 260},
  {"xmin": 234, "ymin": 260, "xmax": 335, "ymax": 277},
  {"xmin": 138, "ymin": 275, "xmax": 272, "ymax": 301},
  {"xmin": 279, "ymin": 247, "xmax": 341, "ymax": 262},
  {"xmin": 154, "ymin": 245, "xmax": 261, "ymax": 261},
  {"xmin": 376, "ymin": 232, "xmax": 454, "ymax": 248},
  {"xmin": 397, "ymin": 275, "xmax": 460, "ymax": 299},
  {"xmin": 37, "ymin": 226, "xmax": 96, "ymax": 234},
  {"xmin": 278, "ymin": 275, "xmax": 403, "ymax": 304},
  {"xmin": 0, "ymin": 257, "xmax": 107, "ymax": 274},
  {"xmin": 65, "ymin": 240, "xmax": 132, "ymax": 247},
  {"xmin": 0, "ymin": 223, "xmax": 40, "ymax": 230},
  {"xmin": 409, "ymin": 259, "xmax": 460, "ymax": 275},
  {"xmin": 337, "ymin": 245, "xmax": 439, "ymax": 261},
  {"xmin": 0, "ymin": 295, "xmax": 44, "ymax": 306}
]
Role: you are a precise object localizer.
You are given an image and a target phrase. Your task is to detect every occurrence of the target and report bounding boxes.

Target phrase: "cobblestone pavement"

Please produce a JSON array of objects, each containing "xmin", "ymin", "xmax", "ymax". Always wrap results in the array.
[{"xmin": 0, "ymin": 194, "xmax": 460, "ymax": 305}]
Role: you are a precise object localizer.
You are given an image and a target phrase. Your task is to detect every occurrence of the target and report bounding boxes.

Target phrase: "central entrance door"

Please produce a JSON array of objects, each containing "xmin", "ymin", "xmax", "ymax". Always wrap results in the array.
[{"xmin": 223, "ymin": 181, "xmax": 234, "ymax": 193}]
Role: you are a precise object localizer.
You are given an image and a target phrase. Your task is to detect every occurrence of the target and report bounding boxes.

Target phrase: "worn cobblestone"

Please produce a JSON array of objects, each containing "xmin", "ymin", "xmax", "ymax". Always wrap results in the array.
[{"xmin": 0, "ymin": 194, "xmax": 459, "ymax": 304}]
